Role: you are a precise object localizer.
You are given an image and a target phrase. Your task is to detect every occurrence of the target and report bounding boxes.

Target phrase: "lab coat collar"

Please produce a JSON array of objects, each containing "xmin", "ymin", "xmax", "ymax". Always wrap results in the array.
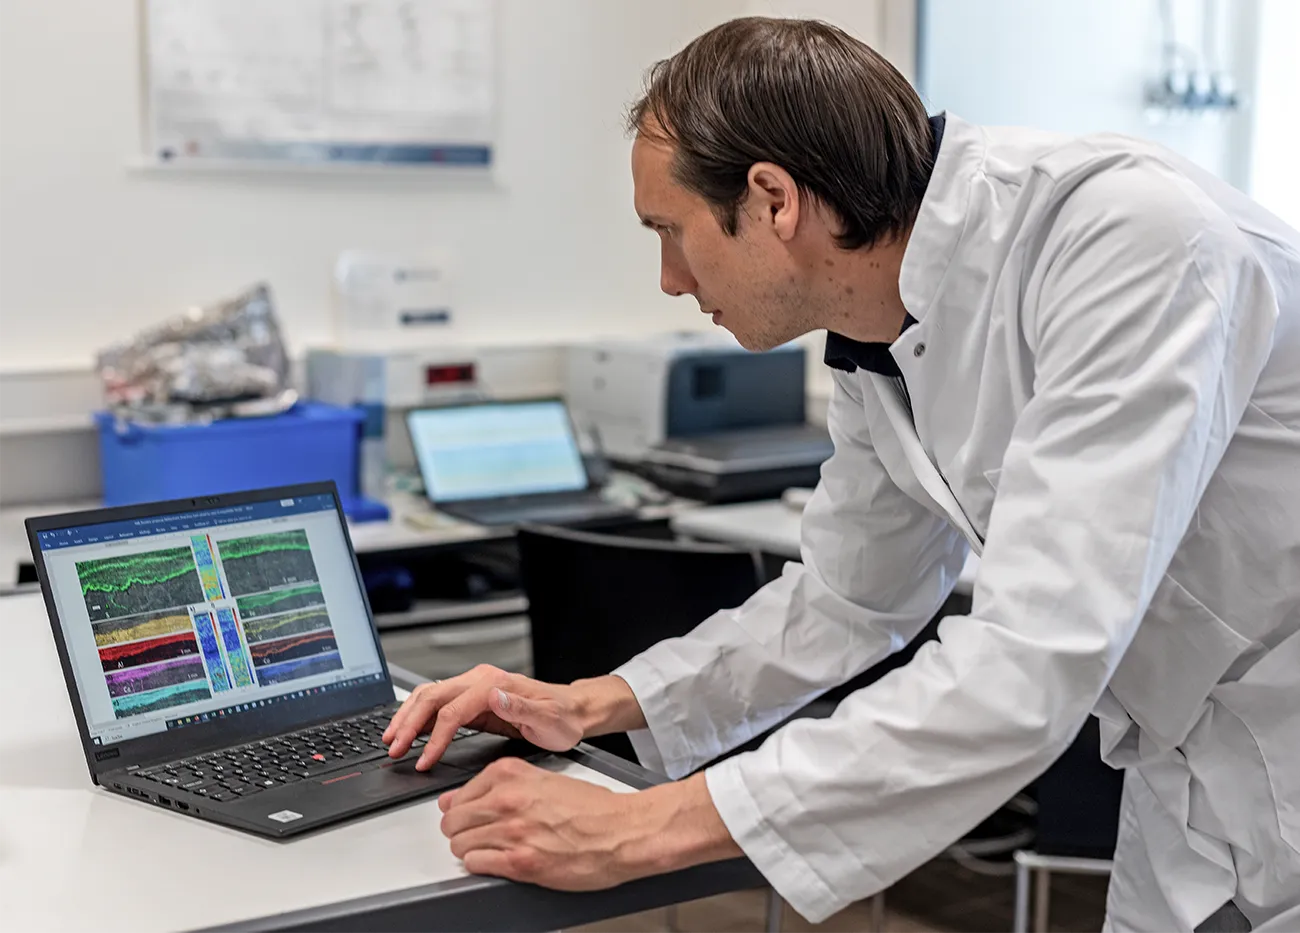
[
  {"xmin": 897, "ymin": 112, "xmax": 985, "ymax": 323},
  {"xmin": 823, "ymin": 314, "xmax": 916, "ymax": 374}
]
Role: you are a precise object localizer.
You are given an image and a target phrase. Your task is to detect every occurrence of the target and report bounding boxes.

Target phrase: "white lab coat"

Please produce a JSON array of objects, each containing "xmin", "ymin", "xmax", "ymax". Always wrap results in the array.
[{"xmin": 614, "ymin": 114, "xmax": 1300, "ymax": 931}]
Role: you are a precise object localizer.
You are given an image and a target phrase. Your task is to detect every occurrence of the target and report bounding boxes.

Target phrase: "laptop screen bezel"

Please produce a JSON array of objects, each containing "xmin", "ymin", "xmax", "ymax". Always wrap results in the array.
[
  {"xmin": 405, "ymin": 397, "xmax": 595, "ymax": 506},
  {"xmin": 25, "ymin": 481, "xmax": 396, "ymax": 780}
]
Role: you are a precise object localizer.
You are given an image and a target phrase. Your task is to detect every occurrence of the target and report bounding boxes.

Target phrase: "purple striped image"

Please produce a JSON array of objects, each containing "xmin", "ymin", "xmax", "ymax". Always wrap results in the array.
[{"xmin": 104, "ymin": 655, "xmax": 207, "ymax": 699}]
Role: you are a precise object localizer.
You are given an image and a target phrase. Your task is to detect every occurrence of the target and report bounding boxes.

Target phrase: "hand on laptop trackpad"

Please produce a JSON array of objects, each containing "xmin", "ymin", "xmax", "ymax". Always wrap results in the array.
[
  {"xmin": 375, "ymin": 756, "xmax": 465, "ymax": 780},
  {"xmin": 331, "ymin": 758, "xmax": 472, "ymax": 798}
]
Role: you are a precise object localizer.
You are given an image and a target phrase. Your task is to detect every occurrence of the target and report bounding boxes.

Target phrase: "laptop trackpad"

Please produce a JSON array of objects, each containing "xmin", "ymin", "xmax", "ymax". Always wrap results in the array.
[
  {"xmin": 345, "ymin": 758, "xmax": 471, "ymax": 796},
  {"xmin": 248, "ymin": 737, "xmax": 544, "ymax": 822},
  {"xmin": 436, "ymin": 733, "xmax": 549, "ymax": 772},
  {"xmin": 260, "ymin": 758, "xmax": 473, "ymax": 811},
  {"xmin": 233, "ymin": 759, "xmax": 469, "ymax": 828}
]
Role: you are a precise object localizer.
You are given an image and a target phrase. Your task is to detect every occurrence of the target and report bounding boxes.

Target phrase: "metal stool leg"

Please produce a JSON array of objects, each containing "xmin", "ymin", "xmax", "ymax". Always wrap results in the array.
[
  {"xmin": 1014, "ymin": 857, "xmax": 1031, "ymax": 933},
  {"xmin": 765, "ymin": 887, "xmax": 783, "ymax": 933},
  {"xmin": 665, "ymin": 902, "xmax": 680, "ymax": 932},
  {"xmin": 1014, "ymin": 850, "xmax": 1112, "ymax": 933},
  {"xmin": 1034, "ymin": 868, "xmax": 1052, "ymax": 933},
  {"xmin": 870, "ymin": 890, "xmax": 887, "ymax": 931}
]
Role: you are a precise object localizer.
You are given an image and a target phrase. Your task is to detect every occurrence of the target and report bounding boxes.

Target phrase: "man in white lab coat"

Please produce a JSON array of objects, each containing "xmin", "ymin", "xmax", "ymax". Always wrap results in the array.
[{"xmin": 383, "ymin": 18, "xmax": 1300, "ymax": 932}]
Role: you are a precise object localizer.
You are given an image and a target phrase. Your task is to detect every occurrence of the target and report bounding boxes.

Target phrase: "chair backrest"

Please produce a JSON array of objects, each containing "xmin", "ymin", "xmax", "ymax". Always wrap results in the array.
[
  {"xmin": 517, "ymin": 524, "xmax": 764, "ymax": 758},
  {"xmin": 1034, "ymin": 716, "xmax": 1123, "ymax": 857}
]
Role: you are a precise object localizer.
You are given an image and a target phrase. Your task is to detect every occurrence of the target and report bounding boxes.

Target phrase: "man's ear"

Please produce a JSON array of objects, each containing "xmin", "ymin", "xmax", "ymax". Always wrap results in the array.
[{"xmin": 745, "ymin": 162, "xmax": 800, "ymax": 242}]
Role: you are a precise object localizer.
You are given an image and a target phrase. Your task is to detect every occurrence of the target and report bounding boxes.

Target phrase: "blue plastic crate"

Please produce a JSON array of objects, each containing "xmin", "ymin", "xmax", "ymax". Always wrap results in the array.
[{"xmin": 95, "ymin": 402, "xmax": 389, "ymax": 522}]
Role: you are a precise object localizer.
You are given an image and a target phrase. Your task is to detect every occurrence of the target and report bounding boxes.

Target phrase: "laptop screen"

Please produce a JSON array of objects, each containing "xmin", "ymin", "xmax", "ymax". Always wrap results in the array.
[
  {"xmin": 407, "ymin": 400, "xmax": 589, "ymax": 503},
  {"xmin": 33, "ymin": 492, "xmax": 385, "ymax": 748}
]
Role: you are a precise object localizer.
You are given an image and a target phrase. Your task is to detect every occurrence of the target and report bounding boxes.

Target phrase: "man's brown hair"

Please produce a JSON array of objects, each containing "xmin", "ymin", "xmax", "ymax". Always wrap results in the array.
[{"xmin": 627, "ymin": 17, "xmax": 933, "ymax": 250}]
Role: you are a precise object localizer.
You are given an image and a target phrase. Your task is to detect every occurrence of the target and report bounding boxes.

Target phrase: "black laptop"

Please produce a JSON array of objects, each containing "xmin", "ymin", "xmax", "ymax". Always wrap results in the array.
[
  {"xmin": 406, "ymin": 398, "xmax": 635, "ymax": 527},
  {"xmin": 26, "ymin": 482, "xmax": 532, "ymax": 838}
]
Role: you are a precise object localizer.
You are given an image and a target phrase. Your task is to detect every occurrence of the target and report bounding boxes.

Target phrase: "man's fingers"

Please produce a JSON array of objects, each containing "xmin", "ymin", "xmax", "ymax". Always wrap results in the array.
[
  {"xmin": 490, "ymin": 688, "xmax": 568, "ymax": 744},
  {"xmin": 385, "ymin": 690, "xmax": 436, "ymax": 757},
  {"xmin": 385, "ymin": 669, "xmax": 493, "ymax": 746},
  {"xmin": 490, "ymin": 687, "xmax": 533, "ymax": 722},
  {"xmin": 440, "ymin": 800, "xmax": 508, "ymax": 840},
  {"xmin": 386, "ymin": 680, "xmax": 449, "ymax": 741},
  {"xmin": 385, "ymin": 666, "xmax": 564, "ymax": 768},
  {"xmin": 382, "ymin": 688, "xmax": 424, "ymax": 744},
  {"xmin": 383, "ymin": 685, "xmax": 431, "ymax": 742},
  {"xmin": 445, "ymin": 821, "xmax": 515, "ymax": 858},
  {"xmin": 417, "ymin": 683, "xmax": 495, "ymax": 769},
  {"xmin": 439, "ymin": 764, "xmax": 501, "ymax": 811},
  {"xmin": 461, "ymin": 848, "xmax": 516, "ymax": 880},
  {"xmin": 386, "ymin": 681, "xmax": 460, "ymax": 757},
  {"xmin": 493, "ymin": 687, "xmax": 581, "ymax": 751}
]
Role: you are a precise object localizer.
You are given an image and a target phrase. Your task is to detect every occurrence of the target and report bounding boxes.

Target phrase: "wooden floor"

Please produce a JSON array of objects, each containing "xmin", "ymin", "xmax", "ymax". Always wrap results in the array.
[{"xmin": 576, "ymin": 858, "xmax": 1109, "ymax": 932}]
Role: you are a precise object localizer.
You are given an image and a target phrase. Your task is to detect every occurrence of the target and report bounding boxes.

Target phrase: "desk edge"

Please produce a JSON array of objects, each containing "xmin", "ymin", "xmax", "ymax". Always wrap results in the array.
[{"xmin": 190, "ymin": 745, "xmax": 764, "ymax": 933}]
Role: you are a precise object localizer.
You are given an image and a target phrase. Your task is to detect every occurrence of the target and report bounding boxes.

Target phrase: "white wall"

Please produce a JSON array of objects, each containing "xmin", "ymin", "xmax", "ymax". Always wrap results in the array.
[
  {"xmin": 0, "ymin": 0, "xmax": 909, "ymax": 378},
  {"xmin": 0, "ymin": 0, "xmax": 902, "ymax": 505},
  {"xmin": 918, "ymin": 0, "xmax": 1257, "ymax": 188},
  {"xmin": 1249, "ymin": 0, "xmax": 1300, "ymax": 228},
  {"xmin": 744, "ymin": 0, "xmax": 913, "ymax": 78},
  {"xmin": 739, "ymin": 0, "xmax": 903, "ymax": 400},
  {"xmin": 0, "ymin": 0, "xmax": 764, "ymax": 373}
]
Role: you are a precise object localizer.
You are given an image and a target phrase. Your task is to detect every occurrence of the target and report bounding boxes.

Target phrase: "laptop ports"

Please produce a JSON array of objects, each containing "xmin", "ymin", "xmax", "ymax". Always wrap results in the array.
[
  {"xmin": 157, "ymin": 795, "xmax": 172, "ymax": 807},
  {"xmin": 175, "ymin": 801, "xmax": 190, "ymax": 811}
]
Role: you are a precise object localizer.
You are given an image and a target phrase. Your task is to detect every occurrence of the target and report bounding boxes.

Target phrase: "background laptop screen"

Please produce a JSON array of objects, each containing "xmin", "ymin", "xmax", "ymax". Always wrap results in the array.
[
  {"xmin": 33, "ymin": 493, "xmax": 385, "ymax": 747},
  {"xmin": 408, "ymin": 400, "xmax": 588, "ymax": 503}
]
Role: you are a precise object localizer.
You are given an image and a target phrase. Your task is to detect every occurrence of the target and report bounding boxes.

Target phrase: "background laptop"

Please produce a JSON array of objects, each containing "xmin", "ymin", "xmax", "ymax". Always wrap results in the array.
[
  {"xmin": 406, "ymin": 399, "xmax": 635, "ymax": 527},
  {"xmin": 26, "ymin": 482, "xmax": 531, "ymax": 838}
]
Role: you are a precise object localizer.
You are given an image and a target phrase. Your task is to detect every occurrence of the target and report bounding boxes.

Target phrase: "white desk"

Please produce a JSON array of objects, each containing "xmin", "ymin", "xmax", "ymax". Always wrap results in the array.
[
  {"xmin": 0, "ymin": 493, "xmax": 508, "ymax": 593},
  {"xmin": 0, "ymin": 499, "xmax": 71, "ymax": 591},
  {"xmin": 0, "ymin": 497, "xmax": 469, "ymax": 588},
  {"xmin": 1, "ymin": 487, "xmax": 695, "ymax": 591},
  {"xmin": 0, "ymin": 592, "xmax": 759, "ymax": 931},
  {"xmin": 348, "ymin": 493, "xmax": 503, "ymax": 553},
  {"xmin": 671, "ymin": 498, "xmax": 981, "ymax": 598}
]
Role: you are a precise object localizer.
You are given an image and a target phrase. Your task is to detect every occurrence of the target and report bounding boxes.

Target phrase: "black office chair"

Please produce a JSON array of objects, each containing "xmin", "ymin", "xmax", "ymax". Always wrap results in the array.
[
  {"xmin": 517, "ymin": 523, "xmax": 954, "ymax": 761},
  {"xmin": 517, "ymin": 524, "xmax": 766, "ymax": 760},
  {"xmin": 1035, "ymin": 717, "xmax": 1123, "ymax": 858},
  {"xmin": 518, "ymin": 525, "xmax": 786, "ymax": 928},
  {"xmin": 517, "ymin": 523, "xmax": 894, "ymax": 931}
]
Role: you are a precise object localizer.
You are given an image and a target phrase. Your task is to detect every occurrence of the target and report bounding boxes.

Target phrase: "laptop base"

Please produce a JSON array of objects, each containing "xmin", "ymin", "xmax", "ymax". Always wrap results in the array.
[
  {"xmin": 438, "ymin": 495, "xmax": 635, "ymax": 528},
  {"xmin": 104, "ymin": 732, "xmax": 545, "ymax": 838}
]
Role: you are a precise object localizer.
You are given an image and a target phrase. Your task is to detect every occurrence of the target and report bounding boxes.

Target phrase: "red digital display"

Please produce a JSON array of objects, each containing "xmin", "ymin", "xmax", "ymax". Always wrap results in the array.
[{"xmin": 425, "ymin": 363, "xmax": 476, "ymax": 386}]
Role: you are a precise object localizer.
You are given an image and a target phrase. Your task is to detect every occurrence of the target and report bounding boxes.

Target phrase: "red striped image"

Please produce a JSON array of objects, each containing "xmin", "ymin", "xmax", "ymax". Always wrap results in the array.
[{"xmin": 98, "ymin": 630, "xmax": 201, "ymax": 672}]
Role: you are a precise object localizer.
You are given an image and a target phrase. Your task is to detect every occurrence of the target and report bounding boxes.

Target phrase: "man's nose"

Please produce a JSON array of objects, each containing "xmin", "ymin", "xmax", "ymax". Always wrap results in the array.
[{"xmin": 660, "ymin": 245, "xmax": 696, "ymax": 297}]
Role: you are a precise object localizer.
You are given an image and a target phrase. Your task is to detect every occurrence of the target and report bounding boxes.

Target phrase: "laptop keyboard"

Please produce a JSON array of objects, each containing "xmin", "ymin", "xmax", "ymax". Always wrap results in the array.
[{"xmin": 131, "ymin": 705, "xmax": 475, "ymax": 804}]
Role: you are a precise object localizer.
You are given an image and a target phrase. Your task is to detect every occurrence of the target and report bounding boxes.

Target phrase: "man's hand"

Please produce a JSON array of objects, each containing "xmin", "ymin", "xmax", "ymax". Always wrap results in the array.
[
  {"xmin": 382, "ymin": 665, "xmax": 644, "ymax": 771},
  {"xmin": 439, "ymin": 760, "xmax": 744, "ymax": 888},
  {"xmin": 383, "ymin": 666, "xmax": 580, "ymax": 770}
]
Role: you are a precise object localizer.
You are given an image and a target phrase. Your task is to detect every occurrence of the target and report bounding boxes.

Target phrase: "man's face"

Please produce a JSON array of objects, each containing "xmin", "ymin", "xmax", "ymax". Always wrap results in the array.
[{"xmin": 631, "ymin": 133, "xmax": 815, "ymax": 351}]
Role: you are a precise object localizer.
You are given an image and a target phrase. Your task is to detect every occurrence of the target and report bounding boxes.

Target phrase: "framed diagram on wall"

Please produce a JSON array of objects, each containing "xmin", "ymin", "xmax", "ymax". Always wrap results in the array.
[{"xmin": 142, "ymin": 0, "xmax": 496, "ymax": 168}]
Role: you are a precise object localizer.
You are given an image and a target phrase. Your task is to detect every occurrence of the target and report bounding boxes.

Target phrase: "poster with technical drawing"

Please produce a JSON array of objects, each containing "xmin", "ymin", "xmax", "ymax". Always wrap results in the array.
[{"xmin": 144, "ymin": 0, "xmax": 495, "ymax": 166}]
